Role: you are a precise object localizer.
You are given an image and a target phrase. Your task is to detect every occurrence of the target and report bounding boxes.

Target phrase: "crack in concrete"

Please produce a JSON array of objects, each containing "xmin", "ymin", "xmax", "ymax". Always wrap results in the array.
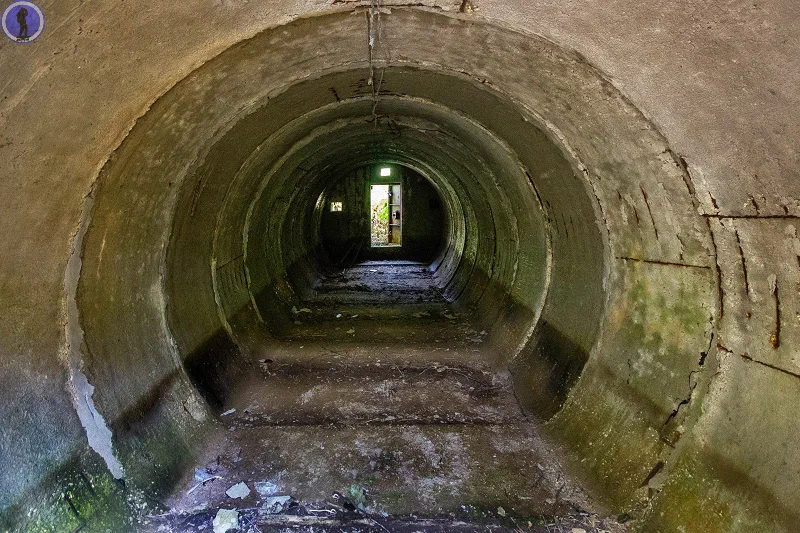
[
  {"xmin": 718, "ymin": 344, "xmax": 800, "ymax": 380},
  {"xmin": 733, "ymin": 227, "xmax": 751, "ymax": 301},
  {"xmin": 706, "ymin": 218, "xmax": 724, "ymax": 320},
  {"xmin": 642, "ymin": 325, "xmax": 718, "ymax": 501},
  {"xmin": 704, "ymin": 213, "xmax": 800, "ymax": 220},
  {"xmin": 708, "ymin": 192, "xmax": 719, "ymax": 211},
  {"xmin": 770, "ymin": 275, "xmax": 781, "ymax": 349},
  {"xmin": 617, "ymin": 256, "xmax": 710, "ymax": 269},
  {"xmin": 664, "ymin": 149, "xmax": 695, "ymax": 201},
  {"xmin": 662, "ymin": 331, "xmax": 714, "ymax": 439},
  {"xmin": 748, "ymin": 195, "xmax": 761, "ymax": 215},
  {"xmin": 639, "ymin": 184, "xmax": 659, "ymax": 241}
]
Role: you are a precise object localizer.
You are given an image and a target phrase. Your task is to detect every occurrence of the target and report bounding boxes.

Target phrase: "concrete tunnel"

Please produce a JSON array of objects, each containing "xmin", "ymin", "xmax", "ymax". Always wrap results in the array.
[{"xmin": 1, "ymin": 2, "xmax": 798, "ymax": 532}]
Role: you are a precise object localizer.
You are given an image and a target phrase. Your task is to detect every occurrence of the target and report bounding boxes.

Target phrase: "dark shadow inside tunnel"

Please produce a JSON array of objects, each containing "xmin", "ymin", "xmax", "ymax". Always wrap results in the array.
[
  {"xmin": 318, "ymin": 163, "xmax": 446, "ymax": 266},
  {"xmin": 150, "ymin": 65, "xmax": 606, "ymax": 424}
]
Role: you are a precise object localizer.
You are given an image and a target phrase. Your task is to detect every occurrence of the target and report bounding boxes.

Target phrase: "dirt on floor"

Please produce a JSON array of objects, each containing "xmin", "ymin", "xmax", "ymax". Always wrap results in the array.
[{"xmin": 143, "ymin": 263, "xmax": 628, "ymax": 532}]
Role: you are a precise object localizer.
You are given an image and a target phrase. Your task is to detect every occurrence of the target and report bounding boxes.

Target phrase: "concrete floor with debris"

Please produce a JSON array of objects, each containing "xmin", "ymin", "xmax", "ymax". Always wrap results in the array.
[{"xmin": 144, "ymin": 264, "xmax": 626, "ymax": 532}]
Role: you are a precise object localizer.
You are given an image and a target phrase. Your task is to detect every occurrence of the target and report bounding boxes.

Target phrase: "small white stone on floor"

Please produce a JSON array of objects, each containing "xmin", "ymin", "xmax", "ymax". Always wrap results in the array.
[
  {"xmin": 225, "ymin": 481, "xmax": 250, "ymax": 499},
  {"xmin": 194, "ymin": 468, "xmax": 214, "ymax": 482},
  {"xmin": 212, "ymin": 509, "xmax": 239, "ymax": 533},
  {"xmin": 497, "ymin": 506, "xmax": 506, "ymax": 517},
  {"xmin": 221, "ymin": 408, "xmax": 236, "ymax": 416},
  {"xmin": 254, "ymin": 480, "xmax": 279, "ymax": 496}
]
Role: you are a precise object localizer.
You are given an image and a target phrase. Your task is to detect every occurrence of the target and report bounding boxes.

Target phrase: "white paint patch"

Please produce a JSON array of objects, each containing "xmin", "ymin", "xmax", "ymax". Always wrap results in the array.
[{"xmin": 68, "ymin": 367, "xmax": 126, "ymax": 479}]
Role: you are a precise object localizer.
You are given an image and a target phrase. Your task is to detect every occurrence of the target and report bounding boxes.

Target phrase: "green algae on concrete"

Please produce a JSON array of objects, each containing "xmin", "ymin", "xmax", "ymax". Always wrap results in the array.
[
  {"xmin": 0, "ymin": 451, "xmax": 132, "ymax": 533},
  {"xmin": 546, "ymin": 261, "xmax": 715, "ymax": 514},
  {"xmin": 639, "ymin": 445, "xmax": 792, "ymax": 533},
  {"xmin": 547, "ymin": 365, "xmax": 665, "ymax": 513}
]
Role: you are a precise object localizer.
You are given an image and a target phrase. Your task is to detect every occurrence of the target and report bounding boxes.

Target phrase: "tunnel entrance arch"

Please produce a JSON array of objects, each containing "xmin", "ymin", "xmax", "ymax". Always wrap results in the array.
[{"xmin": 66, "ymin": 7, "xmax": 718, "ymax": 527}]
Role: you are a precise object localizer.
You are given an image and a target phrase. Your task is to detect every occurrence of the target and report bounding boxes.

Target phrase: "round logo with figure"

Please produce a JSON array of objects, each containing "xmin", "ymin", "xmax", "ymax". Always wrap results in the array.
[{"xmin": 2, "ymin": 1, "xmax": 44, "ymax": 43}]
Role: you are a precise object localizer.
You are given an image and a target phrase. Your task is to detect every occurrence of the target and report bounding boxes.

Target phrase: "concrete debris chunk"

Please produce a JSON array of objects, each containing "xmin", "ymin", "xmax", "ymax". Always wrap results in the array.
[
  {"xmin": 225, "ymin": 481, "xmax": 251, "ymax": 499},
  {"xmin": 212, "ymin": 509, "xmax": 239, "ymax": 533},
  {"xmin": 194, "ymin": 468, "xmax": 214, "ymax": 482},
  {"xmin": 345, "ymin": 484, "xmax": 368, "ymax": 510},
  {"xmin": 262, "ymin": 495, "xmax": 291, "ymax": 514},
  {"xmin": 254, "ymin": 480, "xmax": 279, "ymax": 496},
  {"xmin": 221, "ymin": 408, "xmax": 236, "ymax": 416},
  {"xmin": 497, "ymin": 506, "xmax": 506, "ymax": 517}
]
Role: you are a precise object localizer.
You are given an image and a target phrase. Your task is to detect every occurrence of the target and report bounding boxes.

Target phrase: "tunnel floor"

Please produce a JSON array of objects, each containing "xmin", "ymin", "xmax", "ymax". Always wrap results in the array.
[{"xmin": 148, "ymin": 263, "xmax": 625, "ymax": 532}]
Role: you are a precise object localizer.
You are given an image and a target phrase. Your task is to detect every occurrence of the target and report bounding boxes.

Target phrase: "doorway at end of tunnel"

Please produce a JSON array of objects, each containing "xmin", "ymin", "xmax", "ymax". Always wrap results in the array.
[
  {"xmin": 370, "ymin": 183, "xmax": 402, "ymax": 248},
  {"xmin": 320, "ymin": 163, "xmax": 445, "ymax": 265}
]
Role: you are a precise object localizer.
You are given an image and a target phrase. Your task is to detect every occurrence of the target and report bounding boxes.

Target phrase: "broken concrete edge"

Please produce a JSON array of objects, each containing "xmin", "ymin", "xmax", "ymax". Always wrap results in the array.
[
  {"xmin": 61, "ymin": 188, "xmax": 125, "ymax": 481},
  {"xmin": 519, "ymin": 39, "xmax": 733, "ymax": 523},
  {"xmin": 53, "ymin": 2, "xmax": 234, "ymax": 484}
]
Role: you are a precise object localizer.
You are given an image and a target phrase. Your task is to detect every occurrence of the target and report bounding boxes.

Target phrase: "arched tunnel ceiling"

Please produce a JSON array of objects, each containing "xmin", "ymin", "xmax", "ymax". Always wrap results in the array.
[{"xmin": 1, "ymin": 2, "xmax": 799, "ymax": 532}]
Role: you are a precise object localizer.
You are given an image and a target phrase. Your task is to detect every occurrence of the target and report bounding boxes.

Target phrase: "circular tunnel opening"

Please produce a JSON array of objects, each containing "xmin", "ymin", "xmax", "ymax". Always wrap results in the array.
[
  {"xmin": 77, "ymin": 27, "xmax": 601, "ymax": 510},
  {"xmin": 66, "ymin": 8, "xmax": 719, "ymax": 529}
]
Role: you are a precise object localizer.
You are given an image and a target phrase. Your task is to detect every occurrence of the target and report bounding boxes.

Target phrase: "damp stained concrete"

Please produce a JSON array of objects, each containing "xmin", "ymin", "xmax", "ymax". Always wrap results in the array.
[{"xmin": 145, "ymin": 263, "xmax": 627, "ymax": 532}]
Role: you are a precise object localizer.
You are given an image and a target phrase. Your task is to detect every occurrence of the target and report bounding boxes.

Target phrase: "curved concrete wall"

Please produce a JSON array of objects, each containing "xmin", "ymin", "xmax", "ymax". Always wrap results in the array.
[{"xmin": 0, "ymin": 3, "xmax": 798, "ymax": 532}]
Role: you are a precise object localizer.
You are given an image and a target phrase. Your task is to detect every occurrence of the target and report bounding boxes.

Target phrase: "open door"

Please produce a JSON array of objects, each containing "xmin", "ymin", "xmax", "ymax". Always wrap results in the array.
[
  {"xmin": 370, "ymin": 183, "xmax": 402, "ymax": 247},
  {"xmin": 388, "ymin": 183, "xmax": 402, "ymax": 245}
]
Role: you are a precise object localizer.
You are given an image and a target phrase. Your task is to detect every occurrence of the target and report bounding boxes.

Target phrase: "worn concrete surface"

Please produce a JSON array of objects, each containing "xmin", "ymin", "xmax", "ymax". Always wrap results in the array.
[
  {"xmin": 0, "ymin": 1, "xmax": 798, "ymax": 531},
  {"xmin": 146, "ymin": 266, "xmax": 623, "ymax": 532}
]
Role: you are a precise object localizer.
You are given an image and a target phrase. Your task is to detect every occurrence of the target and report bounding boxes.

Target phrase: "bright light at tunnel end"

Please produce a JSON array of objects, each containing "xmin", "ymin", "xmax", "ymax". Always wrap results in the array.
[{"xmin": 380, "ymin": 167, "xmax": 392, "ymax": 176}]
